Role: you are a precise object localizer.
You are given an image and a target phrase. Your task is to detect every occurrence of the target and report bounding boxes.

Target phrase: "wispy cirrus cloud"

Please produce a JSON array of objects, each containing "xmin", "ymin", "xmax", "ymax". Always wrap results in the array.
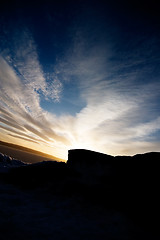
[
  {"xmin": 0, "ymin": 31, "xmax": 71, "ymax": 158},
  {"xmin": 5, "ymin": 30, "xmax": 62, "ymax": 102}
]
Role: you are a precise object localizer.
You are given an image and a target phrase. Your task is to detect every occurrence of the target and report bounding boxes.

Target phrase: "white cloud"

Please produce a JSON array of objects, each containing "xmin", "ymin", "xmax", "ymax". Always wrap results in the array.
[{"xmin": 132, "ymin": 117, "xmax": 160, "ymax": 138}]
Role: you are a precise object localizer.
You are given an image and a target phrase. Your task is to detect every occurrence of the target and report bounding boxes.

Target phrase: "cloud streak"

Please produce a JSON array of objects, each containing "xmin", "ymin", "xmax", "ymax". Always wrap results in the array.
[{"xmin": 0, "ymin": 31, "xmax": 70, "ymax": 157}]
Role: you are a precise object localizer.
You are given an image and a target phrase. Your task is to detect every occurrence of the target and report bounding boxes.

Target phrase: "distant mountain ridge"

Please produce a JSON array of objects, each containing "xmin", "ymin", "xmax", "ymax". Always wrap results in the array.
[
  {"xmin": 0, "ymin": 152, "xmax": 26, "ymax": 173},
  {"xmin": 0, "ymin": 140, "xmax": 63, "ymax": 162}
]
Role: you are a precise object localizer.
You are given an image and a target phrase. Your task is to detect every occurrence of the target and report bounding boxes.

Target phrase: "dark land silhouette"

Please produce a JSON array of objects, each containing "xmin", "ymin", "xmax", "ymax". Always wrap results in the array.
[{"xmin": 0, "ymin": 149, "xmax": 160, "ymax": 239}]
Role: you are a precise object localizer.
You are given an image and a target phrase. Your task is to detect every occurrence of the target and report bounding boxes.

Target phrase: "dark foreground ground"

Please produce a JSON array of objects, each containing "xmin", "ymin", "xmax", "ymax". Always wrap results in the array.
[{"xmin": 0, "ymin": 150, "xmax": 160, "ymax": 240}]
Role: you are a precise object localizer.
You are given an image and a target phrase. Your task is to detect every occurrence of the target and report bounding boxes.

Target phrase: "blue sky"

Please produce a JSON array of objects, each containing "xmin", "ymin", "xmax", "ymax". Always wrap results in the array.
[{"xmin": 0, "ymin": 0, "xmax": 160, "ymax": 159}]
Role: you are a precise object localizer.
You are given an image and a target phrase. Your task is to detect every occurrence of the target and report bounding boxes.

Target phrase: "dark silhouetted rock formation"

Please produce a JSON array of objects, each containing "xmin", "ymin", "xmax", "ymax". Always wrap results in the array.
[
  {"xmin": 67, "ymin": 150, "xmax": 160, "ymax": 204},
  {"xmin": 68, "ymin": 149, "xmax": 160, "ymax": 222},
  {"xmin": 68, "ymin": 149, "xmax": 114, "ymax": 182},
  {"xmin": 1, "ymin": 149, "xmax": 160, "ymax": 237},
  {"xmin": 68, "ymin": 149, "xmax": 160, "ymax": 183}
]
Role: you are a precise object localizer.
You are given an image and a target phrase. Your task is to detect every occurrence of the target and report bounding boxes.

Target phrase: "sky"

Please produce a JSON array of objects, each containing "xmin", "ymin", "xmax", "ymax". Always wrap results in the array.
[{"xmin": 0, "ymin": 0, "xmax": 160, "ymax": 160}]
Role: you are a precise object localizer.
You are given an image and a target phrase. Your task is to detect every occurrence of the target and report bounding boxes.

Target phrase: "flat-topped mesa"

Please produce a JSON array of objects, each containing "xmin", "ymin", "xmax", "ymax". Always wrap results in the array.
[
  {"xmin": 67, "ymin": 149, "xmax": 115, "ymax": 177},
  {"xmin": 68, "ymin": 149, "xmax": 114, "ymax": 164}
]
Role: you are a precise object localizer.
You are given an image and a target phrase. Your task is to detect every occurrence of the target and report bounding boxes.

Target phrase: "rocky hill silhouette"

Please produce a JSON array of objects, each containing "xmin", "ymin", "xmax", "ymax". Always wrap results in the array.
[
  {"xmin": 2, "ymin": 149, "xmax": 160, "ymax": 196},
  {"xmin": 0, "ymin": 149, "xmax": 160, "ymax": 239}
]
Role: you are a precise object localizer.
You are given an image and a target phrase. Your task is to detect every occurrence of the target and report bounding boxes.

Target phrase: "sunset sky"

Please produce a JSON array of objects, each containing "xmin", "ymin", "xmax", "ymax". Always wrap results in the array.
[{"xmin": 0, "ymin": 0, "xmax": 160, "ymax": 160}]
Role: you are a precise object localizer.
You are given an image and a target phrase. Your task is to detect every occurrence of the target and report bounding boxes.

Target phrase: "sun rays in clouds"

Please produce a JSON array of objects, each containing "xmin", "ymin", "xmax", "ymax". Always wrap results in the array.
[{"xmin": 0, "ymin": 22, "xmax": 160, "ymax": 160}]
